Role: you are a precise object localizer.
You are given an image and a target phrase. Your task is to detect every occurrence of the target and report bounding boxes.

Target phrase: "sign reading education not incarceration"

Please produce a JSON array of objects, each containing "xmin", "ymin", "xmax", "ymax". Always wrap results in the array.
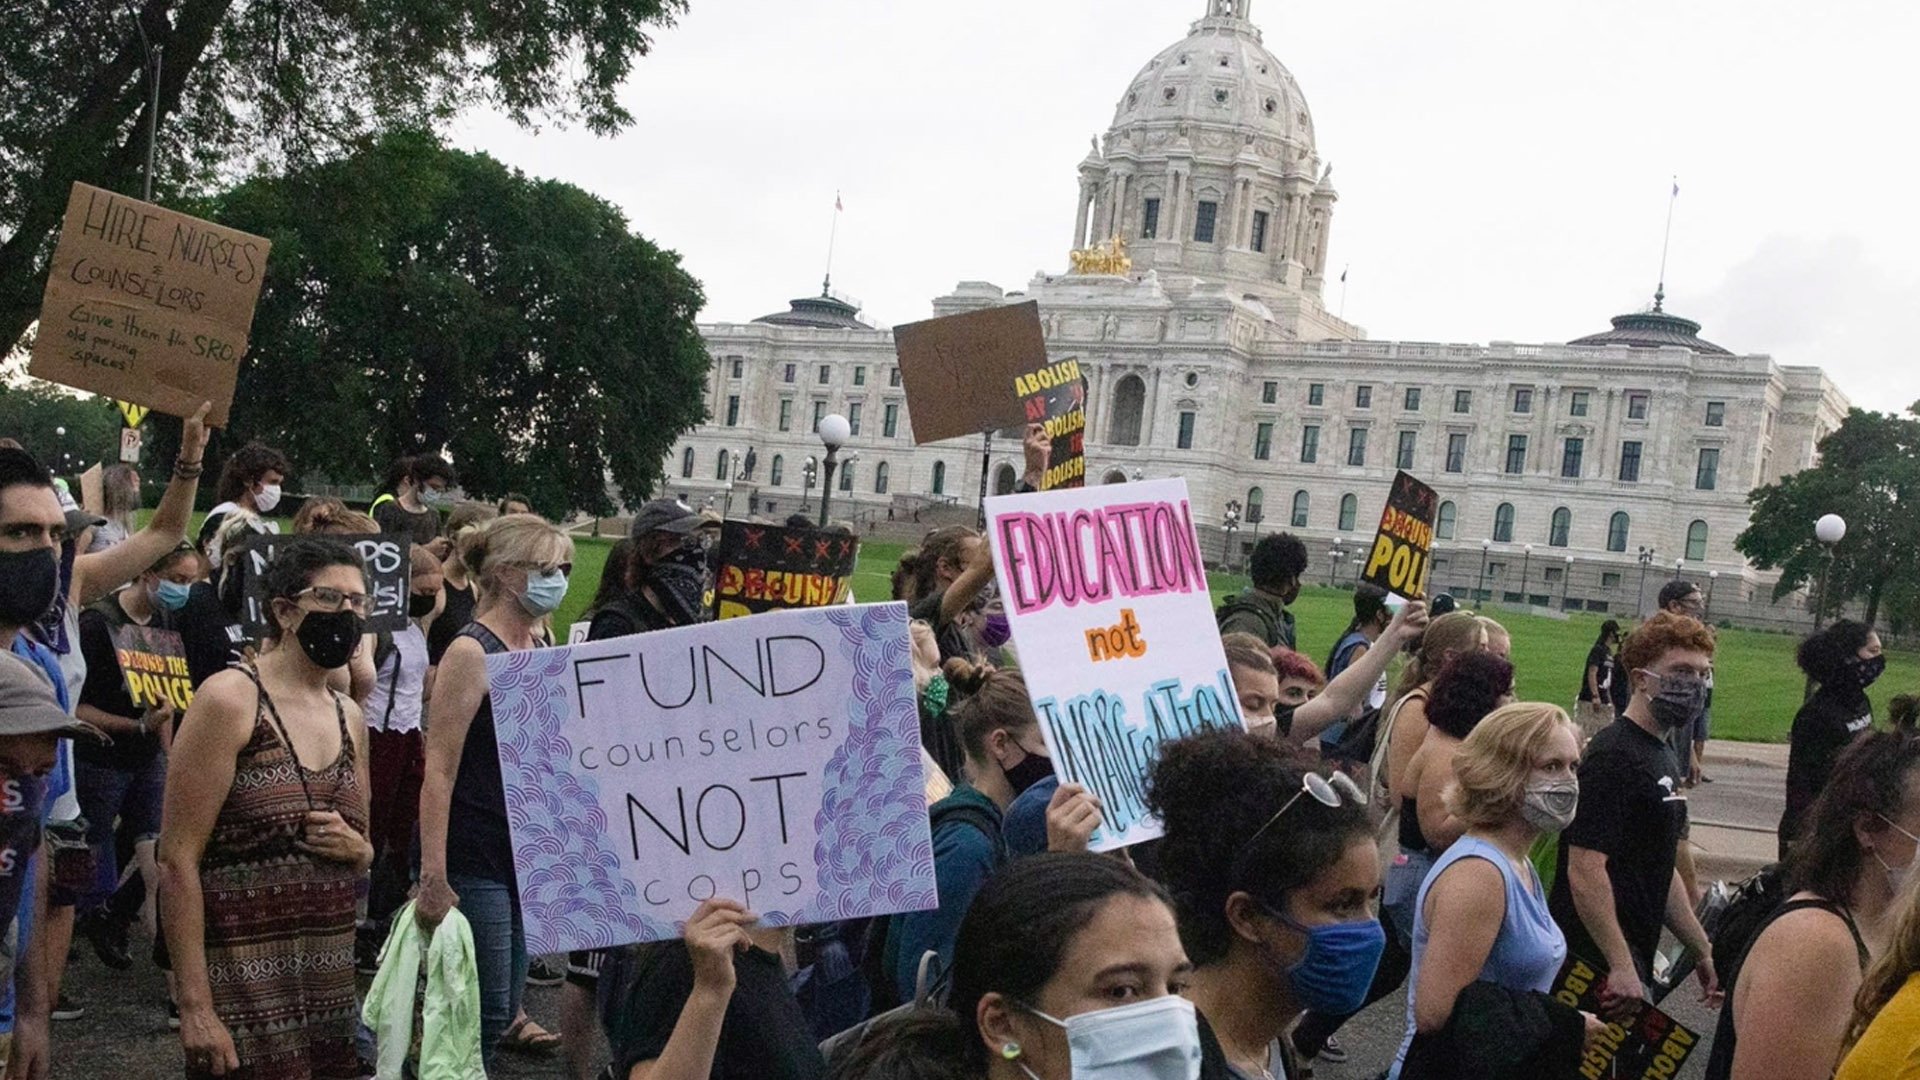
[
  {"xmin": 29, "ymin": 183, "xmax": 270, "ymax": 428},
  {"xmin": 1015, "ymin": 357, "xmax": 1087, "ymax": 490},
  {"xmin": 713, "ymin": 521, "xmax": 859, "ymax": 619},
  {"xmin": 484, "ymin": 603, "xmax": 936, "ymax": 952},
  {"xmin": 986, "ymin": 478, "xmax": 1245, "ymax": 850},
  {"xmin": 1554, "ymin": 955, "xmax": 1700, "ymax": 1079},
  {"xmin": 111, "ymin": 625, "xmax": 192, "ymax": 712},
  {"xmin": 1361, "ymin": 470, "xmax": 1440, "ymax": 601}
]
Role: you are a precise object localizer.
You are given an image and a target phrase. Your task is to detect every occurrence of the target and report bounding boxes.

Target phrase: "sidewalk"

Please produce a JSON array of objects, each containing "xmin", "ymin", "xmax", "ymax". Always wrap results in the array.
[{"xmin": 1689, "ymin": 739, "xmax": 1787, "ymax": 883}]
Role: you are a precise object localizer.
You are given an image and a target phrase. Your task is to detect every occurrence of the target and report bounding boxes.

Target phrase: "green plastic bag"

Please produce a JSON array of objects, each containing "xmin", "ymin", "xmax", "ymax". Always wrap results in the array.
[{"xmin": 362, "ymin": 901, "xmax": 484, "ymax": 1080}]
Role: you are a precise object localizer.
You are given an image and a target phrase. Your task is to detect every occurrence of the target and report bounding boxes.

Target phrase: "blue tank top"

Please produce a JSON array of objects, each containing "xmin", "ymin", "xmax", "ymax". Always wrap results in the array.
[{"xmin": 1391, "ymin": 835, "xmax": 1567, "ymax": 1077}]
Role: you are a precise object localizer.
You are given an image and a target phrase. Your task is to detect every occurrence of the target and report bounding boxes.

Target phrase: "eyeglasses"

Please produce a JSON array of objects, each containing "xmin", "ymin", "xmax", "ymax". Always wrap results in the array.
[
  {"xmin": 1241, "ymin": 771, "xmax": 1368, "ymax": 856},
  {"xmin": 291, "ymin": 586, "xmax": 372, "ymax": 615},
  {"xmin": 514, "ymin": 560, "xmax": 573, "ymax": 577}
]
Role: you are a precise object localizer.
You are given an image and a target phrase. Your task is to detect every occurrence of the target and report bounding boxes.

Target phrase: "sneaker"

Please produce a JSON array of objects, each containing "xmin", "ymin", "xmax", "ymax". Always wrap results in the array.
[
  {"xmin": 1316, "ymin": 1034, "xmax": 1349, "ymax": 1064},
  {"xmin": 50, "ymin": 994, "xmax": 84, "ymax": 1022},
  {"xmin": 79, "ymin": 911, "xmax": 133, "ymax": 971},
  {"xmin": 166, "ymin": 998, "xmax": 181, "ymax": 1030},
  {"xmin": 526, "ymin": 956, "xmax": 566, "ymax": 988},
  {"xmin": 354, "ymin": 930, "xmax": 382, "ymax": 978}
]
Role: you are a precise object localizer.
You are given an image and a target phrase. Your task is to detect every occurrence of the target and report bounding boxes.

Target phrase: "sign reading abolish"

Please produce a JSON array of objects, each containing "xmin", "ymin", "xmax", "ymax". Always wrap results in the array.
[
  {"xmin": 485, "ymin": 603, "xmax": 936, "ymax": 952},
  {"xmin": 1015, "ymin": 358, "xmax": 1087, "ymax": 491},
  {"xmin": 111, "ymin": 625, "xmax": 193, "ymax": 711},
  {"xmin": 713, "ymin": 521, "xmax": 859, "ymax": 620},
  {"xmin": 29, "ymin": 183, "xmax": 270, "ymax": 428},
  {"xmin": 1554, "ymin": 955, "xmax": 1700, "ymax": 1079},
  {"xmin": 986, "ymin": 478, "xmax": 1244, "ymax": 850},
  {"xmin": 241, "ymin": 533, "xmax": 411, "ymax": 637},
  {"xmin": 1361, "ymin": 470, "xmax": 1440, "ymax": 601},
  {"xmin": 893, "ymin": 301, "xmax": 1047, "ymax": 444}
]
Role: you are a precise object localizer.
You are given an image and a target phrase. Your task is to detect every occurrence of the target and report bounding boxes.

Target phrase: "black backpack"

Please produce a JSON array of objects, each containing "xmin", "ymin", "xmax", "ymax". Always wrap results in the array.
[
  {"xmin": 1215, "ymin": 593, "xmax": 1280, "ymax": 644},
  {"xmin": 1705, "ymin": 863, "xmax": 1786, "ymax": 982}
]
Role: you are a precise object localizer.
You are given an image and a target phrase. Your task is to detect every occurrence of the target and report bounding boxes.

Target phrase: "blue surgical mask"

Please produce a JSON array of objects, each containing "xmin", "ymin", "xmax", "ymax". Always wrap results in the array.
[
  {"xmin": 518, "ymin": 568, "xmax": 569, "ymax": 616},
  {"xmin": 153, "ymin": 580, "xmax": 193, "ymax": 612},
  {"xmin": 1018, "ymin": 995, "xmax": 1201, "ymax": 1080},
  {"xmin": 1264, "ymin": 905, "xmax": 1387, "ymax": 1015}
]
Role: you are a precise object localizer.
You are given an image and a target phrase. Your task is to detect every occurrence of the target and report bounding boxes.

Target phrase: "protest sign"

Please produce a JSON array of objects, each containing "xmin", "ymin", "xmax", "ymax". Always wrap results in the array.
[
  {"xmin": 240, "ymin": 532, "xmax": 410, "ymax": 636},
  {"xmin": 111, "ymin": 625, "xmax": 192, "ymax": 711},
  {"xmin": 484, "ymin": 602, "xmax": 935, "ymax": 952},
  {"xmin": 79, "ymin": 464, "xmax": 103, "ymax": 517},
  {"xmin": 986, "ymin": 478, "xmax": 1244, "ymax": 850},
  {"xmin": 1360, "ymin": 470, "xmax": 1440, "ymax": 601},
  {"xmin": 1016, "ymin": 357, "xmax": 1087, "ymax": 490},
  {"xmin": 712, "ymin": 521, "xmax": 859, "ymax": 619},
  {"xmin": 893, "ymin": 300, "xmax": 1047, "ymax": 444},
  {"xmin": 1553, "ymin": 955, "xmax": 1701, "ymax": 1079},
  {"xmin": 29, "ymin": 182, "xmax": 271, "ymax": 427}
]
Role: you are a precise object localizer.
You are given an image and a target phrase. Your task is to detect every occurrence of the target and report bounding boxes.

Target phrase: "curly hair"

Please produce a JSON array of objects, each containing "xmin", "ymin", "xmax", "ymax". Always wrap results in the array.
[
  {"xmin": 259, "ymin": 536, "xmax": 365, "ymax": 641},
  {"xmin": 1796, "ymin": 619, "xmax": 1874, "ymax": 688},
  {"xmin": 213, "ymin": 442, "xmax": 290, "ymax": 505},
  {"xmin": 1145, "ymin": 729, "xmax": 1371, "ymax": 965},
  {"xmin": 1446, "ymin": 703, "xmax": 1577, "ymax": 830},
  {"xmin": 902, "ymin": 527, "xmax": 977, "ymax": 603},
  {"xmin": 1247, "ymin": 533, "xmax": 1309, "ymax": 593},
  {"xmin": 1425, "ymin": 651, "xmax": 1516, "ymax": 739},
  {"xmin": 1619, "ymin": 611, "xmax": 1716, "ymax": 674}
]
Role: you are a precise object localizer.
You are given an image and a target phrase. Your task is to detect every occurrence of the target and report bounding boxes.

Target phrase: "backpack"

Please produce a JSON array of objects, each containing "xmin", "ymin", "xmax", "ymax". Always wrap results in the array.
[
  {"xmin": 1215, "ymin": 593, "xmax": 1280, "ymax": 644},
  {"xmin": 1704, "ymin": 863, "xmax": 1786, "ymax": 983},
  {"xmin": 859, "ymin": 799, "xmax": 1002, "ymax": 1015}
]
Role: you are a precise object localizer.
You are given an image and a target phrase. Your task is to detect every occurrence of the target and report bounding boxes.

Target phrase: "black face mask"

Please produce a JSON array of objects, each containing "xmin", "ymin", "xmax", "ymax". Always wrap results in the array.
[
  {"xmin": 1850, "ymin": 655, "xmax": 1887, "ymax": 690},
  {"xmin": 1003, "ymin": 745, "xmax": 1056, "ymax": 796},
  {"xmin": 293, "ymin": 608, "xmax": 364, "ymax": 669},
  {"xmin": 0, "ymin": 548, "xmax": 60, "ymax": 628},
  {"xmin": 408, "ymin": 592, "xmax": 438, "ymax": 618}
]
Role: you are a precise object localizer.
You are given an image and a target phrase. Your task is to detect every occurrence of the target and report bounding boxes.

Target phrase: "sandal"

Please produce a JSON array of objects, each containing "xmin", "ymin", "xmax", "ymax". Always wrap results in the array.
[{"xmin": 500, "ymin": 1014, "xmax": 562, "ymax": 1055}]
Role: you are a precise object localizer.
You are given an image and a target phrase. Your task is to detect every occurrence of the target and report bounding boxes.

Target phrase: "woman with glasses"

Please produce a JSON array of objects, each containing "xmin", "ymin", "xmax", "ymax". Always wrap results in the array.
[
  {"xmin": 1145, "ymin": 728, "xmax": 1382, "ymax": 1080},
  {"xmin": 415, "ymin": 513, "xmax": 573, "ymax": 1069},
  {"xmin": 159, "ymin": 536, "xmax": 374, "ymax": 1078},
  {"xmin": 1392, "ymin": 703, "xmax": 1593, "ymax": 1078}
]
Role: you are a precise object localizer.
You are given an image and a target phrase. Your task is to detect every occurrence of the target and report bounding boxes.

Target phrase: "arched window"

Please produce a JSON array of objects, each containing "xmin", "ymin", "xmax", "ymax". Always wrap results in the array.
[
  {"xmin": 932, "ymin": 461, "xmax": 946, "ymax": 495},
  {"xmin": 839, "ymin": 462, "xmax": 855, "ymax": 492},
  {"xmin": 1436, "ymin": 500, "xmax": 1457, "ymax": 541},
  {"xmin": 1291, "ymin": 490, "xmax": 1310, "ymax": 528},
  {"xmin": 995, "ymin": 464, "xmax": 1017, "ymax": 495},
  {"xmin": 1245, "ymin": 486, "xmax": 1264, "ymax": 525},
  {"xmin": 1338, "ymin": 493, "xmax": 1358, "ymax": 532},
  {"xmin": 1493, "ymin": 502, "xmax": 1515, "ymax": 543},
  {"xmin": 1687, "ymin": 520, "xmax": 1709, "ymax": 562},
  {"xmin": 875, "ymin": 461, "xmax": 890, "ymax": 495},
  {"xmin": 1110, "ymin": 375, "xmax": 1146, "ymax": 447},
  {"xmin": 770, "ymin": 454, "xmax": 784, "ymax": 487},
  {"xmin": 680, "ymin": 447, "xmax": 695, "ymax": 479},
  {"xmin": 1549, "ymin": 507, "xmax": 1571, "ymax": 548},
  {"xmin": 1104, "ymin": 470, "xmax": 1129, "ymax": 485},
  {"xmin": 715, "ymin": 449, "xmax": 730, "ymax": 481},
  {"xmin": 1607, "ymin": 511, "xmax": 1630, "ymax": 553}
]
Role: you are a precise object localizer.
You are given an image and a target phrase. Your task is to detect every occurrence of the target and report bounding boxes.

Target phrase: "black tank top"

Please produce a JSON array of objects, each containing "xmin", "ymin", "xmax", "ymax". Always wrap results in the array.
[
  {"xmin": 445, "ymin": 622, "xmax": 515, "ymax": 883},
  {"xmin": 1702, "ymin": 896, "xmax": 1867, "ymax": 1080},
  {"xmin": 1398, "ymin": 794, "xmax": 1430, "ymax": 852}
]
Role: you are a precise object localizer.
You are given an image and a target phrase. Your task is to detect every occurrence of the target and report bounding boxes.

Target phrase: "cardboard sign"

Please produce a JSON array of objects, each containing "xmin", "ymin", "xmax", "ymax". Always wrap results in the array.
[
  {"xmin": 712, "ymin": 521, "xmax": 858, "ymax": 620},
  {"xmin": 986, "ymin": 478, "xmax": 1244, "ymax": 849},
  {"xmin": 240, "ymin": 533, "xmax": 410, "ymax": 636},
  {"xmin": 1360, "ymin": 471, "xmax": 1440, "ymax": 600},
  {"xmin": 484, "ymin": 603, "xmax": 937, "ymax": 952},
  {"xmin": 1553, "ymin": 955, "xmax": 1701, "ymax": 1079},
  {"xmin": 893, "ymin": 301, "xmax": 1047, "ymax": 444},
  {"xmin": 29, "ymin": 183, "xmax": 271, "ymax": 427},
  {"xmin": 111, "ymin": 625, "xmax": 193, "ymax": 711},
  {"xmin": 1017, "ymin": 358, "xmax": 1088, "ymax": 491},
  {"xmin": 118, "ymin": 426, "xmax": 142, "ymax": 463},
  {"xmin": 79, "ymin": 464, "xmax": 104, "ymax": 516}
]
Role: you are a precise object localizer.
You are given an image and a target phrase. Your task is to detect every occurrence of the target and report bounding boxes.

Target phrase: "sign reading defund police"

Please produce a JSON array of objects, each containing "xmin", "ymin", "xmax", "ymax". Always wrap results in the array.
[
  {"xmin": 486, "ymin": 603, "xmax": 936, "ymax": 952},
  {"xmin": 986, "ymin": 478, "xmax": 1245, "ymax": 850}
]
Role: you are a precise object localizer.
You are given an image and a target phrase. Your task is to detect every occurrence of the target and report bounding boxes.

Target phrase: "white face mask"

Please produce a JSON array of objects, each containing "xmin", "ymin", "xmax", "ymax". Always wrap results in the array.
[
  {"xmin": 254, "ymin": 483, "xmax": 283, "ymax": 513},
  {"xmin": 1876, "ymin": 814, "xmax": 1920, "ymax": 894},
  {"xmin": 1019, "ymin": 995, "xmax": 1201, "ymax": 1080}
]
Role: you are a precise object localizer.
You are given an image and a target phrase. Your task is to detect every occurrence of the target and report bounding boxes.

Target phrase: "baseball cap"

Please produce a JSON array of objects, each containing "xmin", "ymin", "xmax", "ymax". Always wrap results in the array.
[
  {"xmin": 630, "ymin": 499, "xmax": 699, "ymax": 538},
  {"xmin": 55, "ymin": 487, "xmax": 106, "ymax": 535},
  {"xmin": 0, "ymin": 652, "xmax": 99, "ymax": 739}
]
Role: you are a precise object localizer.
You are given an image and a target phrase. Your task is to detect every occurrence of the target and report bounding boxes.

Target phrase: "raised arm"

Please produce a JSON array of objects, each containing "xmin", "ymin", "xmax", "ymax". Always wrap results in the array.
[
  {"xmin": 73, "ymin": 404, "xmax": 210, "ymax": 605},
  {"xmin": 1287, "ymin": 601, "xmax": 1428, "ymax": 742}
]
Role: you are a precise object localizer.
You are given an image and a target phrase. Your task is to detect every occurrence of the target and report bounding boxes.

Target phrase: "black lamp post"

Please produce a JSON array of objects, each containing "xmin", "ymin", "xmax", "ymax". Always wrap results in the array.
[
  {"xmin": 1477, "ymin": 539, "xmax": 1492, "ymax": 603},
  {"xmin": 817, "ymin": 413, "xmax": 850, "ymax": 526},
  {"xmin": 1221, "ymin": 500, "xmax": 1241, "ymax": 570}
]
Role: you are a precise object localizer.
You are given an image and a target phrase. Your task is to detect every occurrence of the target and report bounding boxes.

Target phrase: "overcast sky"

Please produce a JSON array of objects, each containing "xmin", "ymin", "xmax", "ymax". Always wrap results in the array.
[{"xmin": 454, "ymin": 0, "xmax": 1919, "ymax": 414}]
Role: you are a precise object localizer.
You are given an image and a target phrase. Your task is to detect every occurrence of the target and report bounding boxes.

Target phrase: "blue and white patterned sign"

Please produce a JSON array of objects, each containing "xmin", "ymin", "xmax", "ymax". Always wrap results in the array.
[{"xmin": 486, "ymin": 602, "xmax": 936, "ymax": 952}]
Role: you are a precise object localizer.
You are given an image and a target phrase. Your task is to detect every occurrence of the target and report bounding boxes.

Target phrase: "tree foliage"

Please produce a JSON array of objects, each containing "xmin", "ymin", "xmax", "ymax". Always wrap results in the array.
[
  {"xmin": 142, "ymin": 131, "xmax": 710, "ymax": 518},
  {"xmin": 1, "ymin": 0, "xmax": 687, "ymax": 353},
  {"xmin": 1736, "ymin": 407, "xmax": 1920, "ymax": 627},
  {"xmin": 0, "ymin": 378, "xmax": 122, "ymax": 475}
]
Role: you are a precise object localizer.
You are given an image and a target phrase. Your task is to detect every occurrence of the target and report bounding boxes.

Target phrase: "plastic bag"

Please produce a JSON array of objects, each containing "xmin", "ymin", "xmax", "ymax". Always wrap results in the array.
[{"xmin": 361, "ymin": 901, "xmax": 485, "ymax": 1080}]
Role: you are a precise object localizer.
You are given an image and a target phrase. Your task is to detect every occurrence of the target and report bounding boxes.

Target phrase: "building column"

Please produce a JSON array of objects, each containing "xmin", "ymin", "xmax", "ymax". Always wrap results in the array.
[{"xmin": 1072, "ymin": 181, "xmax": 1092, "ymax": 250}]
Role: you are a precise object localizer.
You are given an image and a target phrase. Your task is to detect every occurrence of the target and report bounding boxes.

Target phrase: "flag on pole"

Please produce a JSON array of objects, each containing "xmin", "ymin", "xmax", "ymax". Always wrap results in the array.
[
  {"xmin": 1672, "ymin": 179, "xmax": 1680, "ymax": 197},
  {"xmin": 1340, "ymin": 266, "xmax": 1348, "ymax": 283},
  {"xmin": 835, "ymin": 192, "xmax": 843, "ymax": 212}
]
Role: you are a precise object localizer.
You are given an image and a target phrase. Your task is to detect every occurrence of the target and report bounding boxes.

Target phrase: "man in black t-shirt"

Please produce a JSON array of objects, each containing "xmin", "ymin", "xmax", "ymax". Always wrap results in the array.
[
  {"xmin": 370, "ymin": 454, "xmax": 457, "ymax": 550},
  {"xmin": 1549, "ymin": 611, "xmax": 1722, "ymax": 1007},
  {"xmin": 1574, "ymin": 619, "xmax": 1620, "ymax": 741}
]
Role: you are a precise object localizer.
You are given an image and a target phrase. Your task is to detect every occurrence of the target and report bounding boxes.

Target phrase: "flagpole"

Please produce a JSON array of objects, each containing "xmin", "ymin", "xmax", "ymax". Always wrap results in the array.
[
  {"xmin": 1339, "ymin": 265, "xmax": 1349, "ymax": 320},
  {"xmin": 1655, "ymin": 176, "xmax": 1678, "ymax": 311},
  {"xmin": 823, "ymin": 191, "xmax": 841, "ymax": 297}
]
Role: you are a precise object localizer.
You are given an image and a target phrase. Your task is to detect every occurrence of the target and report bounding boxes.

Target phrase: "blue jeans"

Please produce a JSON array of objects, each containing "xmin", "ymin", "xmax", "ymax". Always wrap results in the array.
[
  {"xmin": 447, "ymin": 873, "xmax": 526, "ymax": 1069},
  {"xmin": 74, "ymin": 754, "xmax": 167, "ymax": 912}
]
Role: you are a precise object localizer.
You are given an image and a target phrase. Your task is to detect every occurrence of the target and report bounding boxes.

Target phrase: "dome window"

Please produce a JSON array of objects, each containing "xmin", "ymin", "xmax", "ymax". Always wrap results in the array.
[
  {"xmin": 1164, "ymin": 87, "xmax": 1178, "ymax": 102},
  {"xmin": 1259, "ymin": 64, "xmax": 1268, "ymax": 74},
  {"xmin": 1128, "ymin": 91, "xmax": 1139, "ymax": 107},
  {"xmin": 1213, "ymin": 89, "xmax": 1229, "ymax": 104},
  {"xmin": 1218, "ymin": 56, "xmax": 1231, "ymax": 67},
  {"xmin": 1184, "ymin": 372, "xmax": 1200, "ymax": 389},
  {"xmin": 1178, "ymin": 53, "xmax": 1189, "ymax": 65},
  {"xmin": 1263, "ymin": 97, "xmax": 1277, "ymax": 114}
]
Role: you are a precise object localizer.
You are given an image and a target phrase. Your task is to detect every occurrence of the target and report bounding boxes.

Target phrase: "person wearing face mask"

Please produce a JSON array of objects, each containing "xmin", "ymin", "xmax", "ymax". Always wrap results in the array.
[
  {"xmin": 1547, "ymin": 612, "xmax": 1722, "ymax": 1010},
  {"xmin": 1708, "ymin": 725, "xmax": 1920, "ymax": 1080},
  {"xmin": 1393, "ymin": 704, "xmax": 1597, "ymax": 1079},
  {"xmin": 69, "ymin": 543, "xmax": 201, "ymax": 974},
  {"xmin": 1574, "ymin": 620, "xmax": 1621, "ymax": 743},
  {"xmin": 370, "ymin": 454, "xmax": 458, "ymax": 550},
  {"xmin": 415, "ymin": 513, "xmax": 573, "ymax": 1069},
  {"xmin": 196, "ymin": 440, "xmax": 290, "ymax": 571},
  {"xmin": 1836, "ymin": 729, "xmax": 1920, "ymax": 1080},
  {"xmin": 1214, "ymin": 534, "xmax": 1308, "ymax": 651},
  {"xmin": 158, "ymin": 535, "xmax": 374, "ymax": 1078},
  {"xmin": 880, "ymin": 664, "xmax": 1052, "ymax": 1006},
  {"xmin": 1145, "ymin": 729, "xmax": 1384, "ymax": 1080},
  {"xmin": 1781, "ymin": 619, "xmax": 1885, "ymax": 859}
]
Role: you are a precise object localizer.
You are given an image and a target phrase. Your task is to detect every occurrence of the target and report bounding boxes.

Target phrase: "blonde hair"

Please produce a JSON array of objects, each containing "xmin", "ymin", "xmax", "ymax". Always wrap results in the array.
[
  {"xmin": 291, "ymin": 497, "xmax": 348, "ymax": 534},
  {"xmin": 1391, "ymin": 610, "xmax": 1487, "ymax": 707},
  {"xmin": 1478, "ymin": 616, "xmax": 1510, "ymax": 649},
  {"xmin": 466, "ymin": 513, "xmax": 572, "ymax": 602},
  {"xmin": 408, "ymin": 543, "xmax": 443, "ymax": 578},
  {"xmin": 442, "ymin": 501, "xmax": 500, "ymax": 579},
  {"xmin": 1220, "ymin": 632, "xmax": 1277, "ymax": 677},
  {"xmin": 1445, "ymin": 703, "xmax": 1577, "ymax": 830},
  {"xmin": 1848, "ymin": 842, "xmax": 1920, "ymax": 1050}
]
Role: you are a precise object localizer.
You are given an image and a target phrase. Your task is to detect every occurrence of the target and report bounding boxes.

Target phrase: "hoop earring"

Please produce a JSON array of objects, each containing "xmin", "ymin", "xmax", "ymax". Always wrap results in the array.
[{"xmin": 1001, "ymin": 1042, "xmax": 1022, "ymax": 1061}]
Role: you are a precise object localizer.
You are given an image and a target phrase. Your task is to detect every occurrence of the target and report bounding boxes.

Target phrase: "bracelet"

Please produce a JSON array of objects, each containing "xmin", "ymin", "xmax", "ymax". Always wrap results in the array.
[{"xmin": 173, "ymin": 459, "xmax": 204, "ymax": 479}]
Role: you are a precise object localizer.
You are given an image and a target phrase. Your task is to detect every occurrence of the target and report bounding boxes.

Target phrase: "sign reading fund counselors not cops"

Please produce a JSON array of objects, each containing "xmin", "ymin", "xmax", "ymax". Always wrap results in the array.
[
  {"xmin": 986, "ymin": 478, "xmax": 1245, "ymax": 850},
  {"xmin": 486, "ymin": 603, "xmax": 936, "ymax": 952}
]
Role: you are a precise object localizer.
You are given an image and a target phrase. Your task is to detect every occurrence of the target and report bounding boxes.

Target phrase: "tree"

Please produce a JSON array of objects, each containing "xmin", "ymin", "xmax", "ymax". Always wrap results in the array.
[
  {"xmin": 1736, "ymin": 407, "xmax": 1920, "ymax": 627},
  {"xmin": 152, "ymin": 130, "xmax": 708, "ymax": 517},
  {"xmin": 0, "ymin": 378, "xmax": 122, "ymax": 475},
  {"xmin": 1, "ymin": 0, "xmax": 687, "ymax": 354}
]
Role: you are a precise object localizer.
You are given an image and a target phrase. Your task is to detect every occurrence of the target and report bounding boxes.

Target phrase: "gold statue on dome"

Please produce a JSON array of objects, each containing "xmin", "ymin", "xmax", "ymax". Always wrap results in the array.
[{"xmin": 1069, "ymin": 235, "xmax": 1131, "ymax": 276}]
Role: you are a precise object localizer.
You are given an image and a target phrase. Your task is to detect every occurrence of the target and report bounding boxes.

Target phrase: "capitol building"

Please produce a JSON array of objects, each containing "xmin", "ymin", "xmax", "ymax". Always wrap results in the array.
[{"xmin": 664, "ymin": 0, "xmax": 1849, "ymax": 620}]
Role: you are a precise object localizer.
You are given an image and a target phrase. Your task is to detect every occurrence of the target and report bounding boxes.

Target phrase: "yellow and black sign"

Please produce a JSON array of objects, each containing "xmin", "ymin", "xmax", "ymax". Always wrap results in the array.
[
  {"xmin": 115, "ymin": 400, "xmax": 149, "ymax": 428},
  {"xmin": 112, "ymin": 624, "xmax": 192, "ymax": 711},
  {"xmin": 1361, "ymin": 470, "xmax": 1439, "ymax": 600}
]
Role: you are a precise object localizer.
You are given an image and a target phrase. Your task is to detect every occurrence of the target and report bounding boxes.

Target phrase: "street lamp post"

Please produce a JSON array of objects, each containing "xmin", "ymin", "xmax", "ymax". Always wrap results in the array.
[
  {"xmin": 1351, "ymin": 552, "xmax": 1364, "ymax": 584},
  {"xmin": 1328, "ymin": 540, "xmax": 1343, "ymax": 587},
  {"xmin": 1706, "ymin": 570, "xmax": 1719, "ymax": 621},
  {"xmin": 722, "ymin": 479, "xmax": 736, "ymax": 520},
  {"xmin": 1636, "ymin": 546, "xmax": 1656, "ymax": 615},
  {"xmin": 1521, "ymin": 544, "xmax": 1533, "ymax": 606},
  {"xmin": 1813, "ymin": 513, "xmax": 1847, "ymax": 629},
  {"xmin": 1131, "ymin": 468, "xmax": 1144, "ymax": 483},
  {"xmin": 816, "ymin": 413, "xmax": 850, "ymax": 526},
  {"xmin": 1478, "ymin": 539, "xmax": 1492, "ymax": 604},
  {"xmin": 1221, "ymin": 500, "xmax": 1241, "ymax": 570},
  {"xmin": 802, "ymin": 457, "xmax": 818, "ymax": 507},
  {"xmin": 1561, "ymin": 554, "xmax": 1575, "ymax": 610}
]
